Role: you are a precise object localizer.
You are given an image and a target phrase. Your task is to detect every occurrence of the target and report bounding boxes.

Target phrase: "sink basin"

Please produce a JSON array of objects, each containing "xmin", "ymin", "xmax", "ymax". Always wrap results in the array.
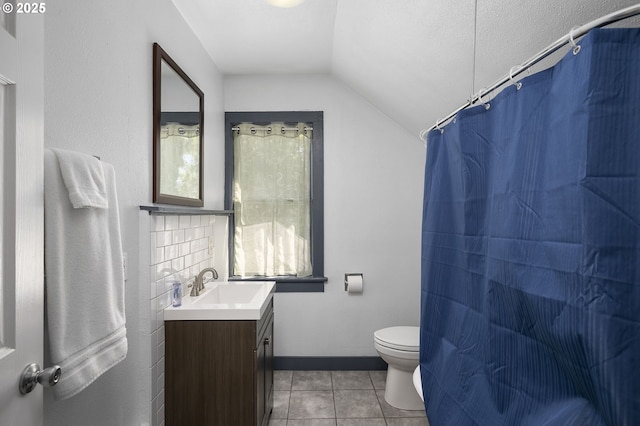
[
  {"xmin": 164, "ymin": 281, "xmax": 275, "ymax": 321},
  {"xmin": 192, "ymin": 283, "xmax": 266, "ymax": 305}
]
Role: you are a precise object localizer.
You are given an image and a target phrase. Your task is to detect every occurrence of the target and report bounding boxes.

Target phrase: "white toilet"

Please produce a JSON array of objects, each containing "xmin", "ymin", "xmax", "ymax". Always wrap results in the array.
[{"xmin": 374, "ymin": 326, "xmax": 424, "ymax": 410}]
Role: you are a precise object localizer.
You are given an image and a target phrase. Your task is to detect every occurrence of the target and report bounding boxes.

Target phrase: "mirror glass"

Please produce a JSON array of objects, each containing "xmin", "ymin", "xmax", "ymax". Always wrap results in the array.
[{"xmin": 153, "ymin": 43, "xmax": 204, "ymax": 206}]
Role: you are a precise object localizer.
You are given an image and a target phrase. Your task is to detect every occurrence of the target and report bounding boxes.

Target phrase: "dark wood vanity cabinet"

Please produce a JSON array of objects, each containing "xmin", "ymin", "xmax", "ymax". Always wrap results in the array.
[{"xmin": 165, "ymin": 300, "xmax": 274, "ymax": 426}]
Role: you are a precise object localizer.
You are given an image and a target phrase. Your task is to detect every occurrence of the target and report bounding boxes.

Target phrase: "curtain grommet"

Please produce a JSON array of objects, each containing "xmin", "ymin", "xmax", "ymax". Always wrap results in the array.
[
  {"xmin": 509, "ymin": 65, "xmax": 523, "ymax": 90},
  {"xmin": 434, "ymin": 120, "xmax": 444, "ymax": 134},
  {"xmin": 569, "ymin": 26, "xmax": 581, "ymax": 55}
]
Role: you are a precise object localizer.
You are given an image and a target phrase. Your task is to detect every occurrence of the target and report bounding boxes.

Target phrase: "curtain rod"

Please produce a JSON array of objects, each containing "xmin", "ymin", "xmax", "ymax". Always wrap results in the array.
[
  {"xmin": 232, "ymin": 125, "xmax": 313, "ymax": 133},
  {"xmin": 420, "ymin": 4, "xmax": 640, "ymax": 142}
]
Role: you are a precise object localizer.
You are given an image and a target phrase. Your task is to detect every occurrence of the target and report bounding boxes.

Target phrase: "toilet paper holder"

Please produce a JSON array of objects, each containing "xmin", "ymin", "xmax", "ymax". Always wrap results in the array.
[{"xmin": 344, "ymin": 273, "xmax": 364, "ymax": 292}]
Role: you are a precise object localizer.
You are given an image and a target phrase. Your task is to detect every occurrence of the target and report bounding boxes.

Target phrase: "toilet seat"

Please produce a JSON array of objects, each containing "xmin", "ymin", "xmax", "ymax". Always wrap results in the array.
[{"xmin": 374, "ymin": 326, "xmax": 419, "ymax": 352}]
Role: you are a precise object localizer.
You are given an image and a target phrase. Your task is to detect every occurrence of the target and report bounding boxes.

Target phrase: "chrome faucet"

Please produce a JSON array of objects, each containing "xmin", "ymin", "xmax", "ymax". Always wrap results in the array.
[{"xmin": 190, "ymin": 267, "xmax": 218, "ymax": 297}]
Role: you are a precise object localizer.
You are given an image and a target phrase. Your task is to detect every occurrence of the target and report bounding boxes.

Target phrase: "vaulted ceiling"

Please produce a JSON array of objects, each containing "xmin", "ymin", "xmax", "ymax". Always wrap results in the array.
[{"xmin": 171, "ymin": 0, "xmax": 639, "ymax": 139}]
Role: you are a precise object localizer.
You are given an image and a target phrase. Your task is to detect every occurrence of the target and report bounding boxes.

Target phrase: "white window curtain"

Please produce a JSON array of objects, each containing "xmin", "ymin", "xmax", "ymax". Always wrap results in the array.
[
  {"xmin": 160, "ymin": 122, "xmax": 200, "ymax": 198},
  {"xmin": 233, "ymin": 122, "xmax": 312, "ymax": 277}
]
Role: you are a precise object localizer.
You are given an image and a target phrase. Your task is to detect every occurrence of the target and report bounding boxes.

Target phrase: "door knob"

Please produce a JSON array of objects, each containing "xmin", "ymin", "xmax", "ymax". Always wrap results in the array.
[{"xmin": 19, "ymin": 363, "xmax": 62, "ymax": 394}]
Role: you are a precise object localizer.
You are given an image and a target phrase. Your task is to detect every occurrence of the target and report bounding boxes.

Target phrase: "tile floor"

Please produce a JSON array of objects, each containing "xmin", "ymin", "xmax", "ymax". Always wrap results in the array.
[{"xmin": 268, "ymin": 370, "xmax": 430, "ymax": 426}]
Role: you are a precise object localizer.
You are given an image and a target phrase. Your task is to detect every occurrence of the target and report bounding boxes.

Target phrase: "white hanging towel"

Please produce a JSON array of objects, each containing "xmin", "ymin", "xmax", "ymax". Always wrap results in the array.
[
  {"xmin": 44, "ymin": 148, "xmax": 127, "ymax": 400},
  {"xmin": 52, "ymin": 148, "xmax": 108, "ymax": 208}
]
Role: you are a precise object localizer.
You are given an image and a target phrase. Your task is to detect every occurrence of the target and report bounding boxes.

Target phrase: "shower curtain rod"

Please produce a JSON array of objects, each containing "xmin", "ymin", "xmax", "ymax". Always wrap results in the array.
[{"xmin": 420, "ymin": 3, "xmax": 640, "ymax": 141}]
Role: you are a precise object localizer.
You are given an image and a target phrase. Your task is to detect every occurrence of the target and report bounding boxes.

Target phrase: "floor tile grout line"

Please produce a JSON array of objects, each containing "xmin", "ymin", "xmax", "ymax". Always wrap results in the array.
[
  {"xmin": 272, "ymin": 370, "xmax": 425, "ymax": 424},
  {"xmin": 331, "ymin": 374, "xmax": 337, "ymax": 421},
  {"xmin": 286, "ymin": 370, "xmax": 292, "ymax": 421}
]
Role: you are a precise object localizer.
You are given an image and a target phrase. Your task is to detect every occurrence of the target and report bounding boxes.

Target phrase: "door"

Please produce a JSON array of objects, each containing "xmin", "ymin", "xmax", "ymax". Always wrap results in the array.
[{"xmin": 0, "ymin": 6, "xmax": 45, "ymax": 426}]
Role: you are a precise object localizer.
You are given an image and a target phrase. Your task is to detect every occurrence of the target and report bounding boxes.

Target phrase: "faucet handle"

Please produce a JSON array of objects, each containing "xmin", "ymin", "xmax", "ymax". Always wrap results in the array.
[{"xmin": 187, "ymin": 276, "xmax": 199, "ymax": 297}]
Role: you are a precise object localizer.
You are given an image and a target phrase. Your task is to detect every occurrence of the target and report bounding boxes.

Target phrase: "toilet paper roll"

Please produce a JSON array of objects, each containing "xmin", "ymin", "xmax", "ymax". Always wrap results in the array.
[{"xmin": 345, "ymin": 274, "xmax": 363, "ymax": 294}]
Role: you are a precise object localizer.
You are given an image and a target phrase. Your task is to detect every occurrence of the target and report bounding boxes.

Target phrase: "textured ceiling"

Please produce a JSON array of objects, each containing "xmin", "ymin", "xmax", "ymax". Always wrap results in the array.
[{"xmin": 172, "ymin": 0, "xmax": 639, "ymax": 139}]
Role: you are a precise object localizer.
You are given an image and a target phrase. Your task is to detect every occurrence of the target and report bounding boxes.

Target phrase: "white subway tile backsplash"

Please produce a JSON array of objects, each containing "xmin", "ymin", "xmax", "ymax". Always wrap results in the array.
[
  {"xmin": 152, "ymin": 216, "xmax": 164, "ymax": 232},
  {"xmin": 161, "ymin": 289, "xmax": 171, "ymax": 309},
  {"xmin": 157, "ymin": 389, "xmax": 165, "ymax": 425},
  {"xmin": 156, "ymin": 231, "xmax": 173, "ymax": 247},
  {"xmin": 183, "ymin": 253, "xmax": 193, "ymax": 270},
  {"xmin": 152, "ymin": 362, "xmax": 159, "ymax": 400},
  {"xmin": 149, "ymin": 299, "xmax": 158, "ymax": 330},
  {"xmin": 151, "ymin": 398, "xmax": 158, "ymax": 426},
  {"xmin": 171, "ymin": 257, "xmax": 184, "ymax": 273},
  {"xmin": 190, "ymin": 215, "xmax": 201, "ymax": 228},
  {"xmin": 144, "ymin": 213, "xmax": 227, "ymax": 426},
  {"xmin": 158, "ymin": 324, "xmax": 165, "ymax": 345},
  {"xmin": 164, "ymin": 244, "xmax": 178, "ymax": 262},
  {"xmin": 194, "ymin": 249, "xmax": 206, "ymax": 265},
  {"xmin": 158, "ymin": 338, "xmax": 165, "ymax": 361},
  {"xmin": 149, "ymin": 266, "xmax": 157, "ymax": 286},
  {"xmin": 156, "ymin": 310, "xmax": 164, "ymax": 333},
  {"xmin": 155, "ymin": 278, "xmax": 165, "ymax": 296},
  {"xmin": 149, "ymin": 278, "xmax": 157, "ymax": 300},
  {"xmin": 164, "ymin": 215, "xmax": 179, "ymax": 231},
  {"xmin": 151, "ymin": 330, "xmax": 159, "ymax": 366},
  {"xmin": 179, "ymin": 215, "xmax": 191, "ymax": 229},
  {"xmin": 194, "ymin": 227, "xmax": 205, "ymax": 240},
  {"xmin": 155, "ymin": 261, "xmax": 172, "ymax": 279},
  {"xmin": 179, "ymin": 242, "xmax": 190, "ymax": 257},
  {"xmin": 189, "ymin": 264, "xmax": 200, "ymax": 277},
  {"xmin": 200, "ymin": 261, "xmax": 213, "ymax": 273},
  {"xmin": 155, "ymin": 247, "xmax": 165, "ymax": 264},
  {"xmin": 156, "ymin": 373, "xmax": 164, "ymax": 412},
  {"xmin": 172, "ymin": 229, "xmax": 185, "ymax": 244},
  {"xmin": 150, "ymin": 233, "xmax": 157, "ymax": 253}
]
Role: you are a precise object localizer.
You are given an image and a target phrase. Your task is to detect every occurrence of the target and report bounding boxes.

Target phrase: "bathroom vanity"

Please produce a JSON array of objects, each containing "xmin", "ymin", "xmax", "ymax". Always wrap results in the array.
[{"xmin": 164, "ymin": 281, "xmax": 275, "ymax": 426}]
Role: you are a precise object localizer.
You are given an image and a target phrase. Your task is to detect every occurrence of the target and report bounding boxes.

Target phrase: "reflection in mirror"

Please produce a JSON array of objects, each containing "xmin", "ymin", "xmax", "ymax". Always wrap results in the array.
[{"xmin": 153, "ymin": 43, "xmax": 204, "ymax": 206}]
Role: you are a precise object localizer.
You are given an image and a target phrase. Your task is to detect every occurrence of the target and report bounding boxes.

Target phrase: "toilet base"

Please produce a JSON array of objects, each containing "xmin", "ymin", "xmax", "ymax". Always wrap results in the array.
[{"xmin": 384, "ymin": 365, "xmax": 425, "ymax": 411}]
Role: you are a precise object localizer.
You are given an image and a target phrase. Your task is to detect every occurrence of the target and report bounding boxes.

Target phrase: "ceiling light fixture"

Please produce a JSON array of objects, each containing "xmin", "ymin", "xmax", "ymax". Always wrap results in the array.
[{"xmin": 265, "ymin": 0, "xmax": 305, "ymax": 8}]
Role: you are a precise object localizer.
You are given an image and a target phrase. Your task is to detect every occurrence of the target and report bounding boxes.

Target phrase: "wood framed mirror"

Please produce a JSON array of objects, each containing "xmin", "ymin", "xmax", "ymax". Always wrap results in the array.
[{"xmin": 153, "ymin": 43, "xmax": 204, "ymax": 206}]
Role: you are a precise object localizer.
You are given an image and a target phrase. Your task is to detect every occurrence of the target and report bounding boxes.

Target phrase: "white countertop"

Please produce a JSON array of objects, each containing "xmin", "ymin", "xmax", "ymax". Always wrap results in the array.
[{"xmin": 164, "ymin": 281, "xmax": 276, "ymax": 321}]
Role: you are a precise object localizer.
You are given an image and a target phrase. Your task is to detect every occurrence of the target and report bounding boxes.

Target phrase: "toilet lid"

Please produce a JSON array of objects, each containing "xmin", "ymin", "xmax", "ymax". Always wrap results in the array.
[{"xmin": 374, "ymin": 326, "xmax": 420, "ymax": 351}]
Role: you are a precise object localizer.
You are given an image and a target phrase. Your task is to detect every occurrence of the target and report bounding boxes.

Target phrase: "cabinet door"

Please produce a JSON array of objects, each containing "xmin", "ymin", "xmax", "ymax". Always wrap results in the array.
[
  {"xmin": 256, "ymin": 340, "xmax": 265, "ymax": 426},
  {"xmin": 264, "ymin": 318, "xmax": 274, "ymax": 424},
  {"xmin": 256, "ymin": 314, "xmax": 274, "ymax": 426}
]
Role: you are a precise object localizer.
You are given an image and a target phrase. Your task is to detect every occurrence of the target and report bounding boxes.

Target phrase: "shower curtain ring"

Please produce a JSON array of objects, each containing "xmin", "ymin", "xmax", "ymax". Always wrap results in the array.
[
  {"xmin": 477, "ymin": 88, "xmax": 491, "ymax": 110},
  {"xmin": 419, "ymin": 128, "xmax": 429, "ymax": 142},
  {"xmin": 569, "ymin": 26, "xmax": 581, "ymax": 55},
  {"xmin": 509, "ymin": 65, "xmax": 523, "ymax": 90},
  {"xmin": 434, "ymin": 119, "xmax": 444, "ymax": 134}
]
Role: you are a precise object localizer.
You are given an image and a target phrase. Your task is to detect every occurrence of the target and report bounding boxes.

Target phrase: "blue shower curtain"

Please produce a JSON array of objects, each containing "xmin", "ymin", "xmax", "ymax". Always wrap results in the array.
[{"xmin": 420, "ymin": 28, "xmax": 640, "ymax": 426}]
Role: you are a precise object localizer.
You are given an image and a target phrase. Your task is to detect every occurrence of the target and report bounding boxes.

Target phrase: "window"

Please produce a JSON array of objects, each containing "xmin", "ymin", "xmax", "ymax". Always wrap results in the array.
[{"xmin": 225, "ymin": 112, "xmax": 325, "ymax": 292}]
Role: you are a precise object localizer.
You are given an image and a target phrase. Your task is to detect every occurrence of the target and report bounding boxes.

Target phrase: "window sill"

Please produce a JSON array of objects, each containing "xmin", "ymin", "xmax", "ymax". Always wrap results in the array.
[{"xmin": 228, "ymin": 276, "xmax": 328, "ymax": 293}]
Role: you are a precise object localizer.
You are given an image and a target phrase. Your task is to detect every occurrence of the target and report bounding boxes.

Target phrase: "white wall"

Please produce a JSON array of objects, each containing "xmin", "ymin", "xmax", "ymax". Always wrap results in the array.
[
  {"xmin": 43, "ymin": 1, "xmax": 225, "ymax": 425},
  {"xmin": 43, "ymin": 2, "xmax": 425, "ymax": 423},
  {"xmin": 225, "ymin": 75, "xmax": 426, "ymax": 357}
]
